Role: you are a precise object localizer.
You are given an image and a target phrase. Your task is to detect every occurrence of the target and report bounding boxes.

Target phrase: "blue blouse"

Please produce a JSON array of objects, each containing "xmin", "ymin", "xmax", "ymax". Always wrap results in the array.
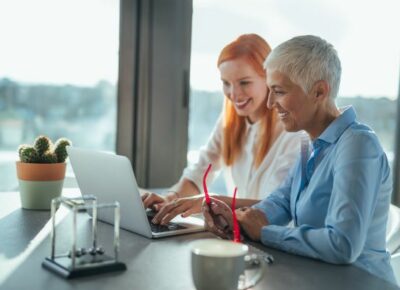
[{"xmin": 253, "ymin": 106, "xmax": 396, "ymax": 285}]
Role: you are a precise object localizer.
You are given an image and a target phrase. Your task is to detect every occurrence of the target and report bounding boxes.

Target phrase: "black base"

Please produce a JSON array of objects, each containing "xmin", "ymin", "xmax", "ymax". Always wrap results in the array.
[{"xmin": 42, "ymin": 255, "xmax": 127, "ymax": 279}]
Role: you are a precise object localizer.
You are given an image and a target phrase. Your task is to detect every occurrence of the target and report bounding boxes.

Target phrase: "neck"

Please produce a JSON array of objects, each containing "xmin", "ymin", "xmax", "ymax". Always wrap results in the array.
[
  {"xmin": 248, "ymin": 105, "xmax": 268, "ymax": 124},
  {"xmin": 307, "ymin": 103, "xmax": 340, "ymax": 140}
]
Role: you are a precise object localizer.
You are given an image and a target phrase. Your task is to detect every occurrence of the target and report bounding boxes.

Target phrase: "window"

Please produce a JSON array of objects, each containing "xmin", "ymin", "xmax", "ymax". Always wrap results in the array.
[
  {"xmin": 0, "ymin": 0, "xmax": 120, "ymax": 191},
  {"xmin": 189, "ymin": 0, "xmax": 400, "ymax": 194}
]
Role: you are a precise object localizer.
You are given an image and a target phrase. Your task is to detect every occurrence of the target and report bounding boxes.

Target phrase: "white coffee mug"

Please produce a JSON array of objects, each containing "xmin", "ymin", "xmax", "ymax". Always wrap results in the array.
[{"xmin": 191, "ymin": 239, "xmax": 265, "ymax": 290}]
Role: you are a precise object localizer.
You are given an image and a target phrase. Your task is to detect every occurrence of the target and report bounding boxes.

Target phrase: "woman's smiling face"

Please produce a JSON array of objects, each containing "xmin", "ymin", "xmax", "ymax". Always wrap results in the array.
[
  {"xmin": 266, "ymin": 70, "xmax": 317, "ymax": 133},
  {"xmin": 219, "ymin": 58, "xmax": 267, "ymax": 123}
]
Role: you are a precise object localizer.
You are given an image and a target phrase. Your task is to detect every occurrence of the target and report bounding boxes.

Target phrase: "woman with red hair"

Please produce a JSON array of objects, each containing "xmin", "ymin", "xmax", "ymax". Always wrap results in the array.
[{"xmin": 143, "ymin": 34, "xmax": 304, "ymax": 225}]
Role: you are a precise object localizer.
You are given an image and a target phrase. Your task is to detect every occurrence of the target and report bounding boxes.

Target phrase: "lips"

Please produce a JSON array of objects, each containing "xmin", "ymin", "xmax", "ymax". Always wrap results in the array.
[
  {"xmin": 278, "ymin": 111, "xmax": 289, "ymax": 119},
  {"xmin": 235, "ymin": 99, "xmax": 251, "ymax": 109}
]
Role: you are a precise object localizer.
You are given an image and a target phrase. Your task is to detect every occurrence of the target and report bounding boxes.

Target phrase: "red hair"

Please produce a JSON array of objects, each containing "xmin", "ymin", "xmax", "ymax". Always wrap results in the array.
[{"xmin": 218, "ymin": 34, "xmax": 276, "ymax": 167}]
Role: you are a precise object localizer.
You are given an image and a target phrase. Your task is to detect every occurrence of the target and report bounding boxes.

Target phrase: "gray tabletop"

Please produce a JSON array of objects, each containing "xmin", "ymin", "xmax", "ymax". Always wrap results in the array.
[{"xmin": 0, "ymin": 190, "xmax": 398, "ymax": 290}]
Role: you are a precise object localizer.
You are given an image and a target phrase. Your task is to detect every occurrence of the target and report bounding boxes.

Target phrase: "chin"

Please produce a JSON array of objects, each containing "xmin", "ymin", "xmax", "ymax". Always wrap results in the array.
[
  {"xmin": 234, "ymin": 109, "xmax": 250, "ymax": 117},
  {"xmin": 236, "ymin": 108, "xmax": 259, "ymax": 118},
  {"xmin": 282, "ymin": 122, "xmax": 298, "ymax": 132}
]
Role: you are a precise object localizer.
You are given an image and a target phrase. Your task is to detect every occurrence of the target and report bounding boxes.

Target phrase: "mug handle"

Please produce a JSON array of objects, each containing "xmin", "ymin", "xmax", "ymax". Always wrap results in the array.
[{"xmin": 238, "ymin": 253, "xmax": 270, "ymax": 290}]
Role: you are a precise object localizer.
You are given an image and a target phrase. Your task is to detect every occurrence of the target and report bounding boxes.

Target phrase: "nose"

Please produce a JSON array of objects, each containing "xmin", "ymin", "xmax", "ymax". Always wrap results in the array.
[
  {"xmin": 266, "ymin": 89, "xmax": 275, "ymax": 109},
  {"xmin": 227, "ymin": 84, "xmax": 242, "ymax": 101}
]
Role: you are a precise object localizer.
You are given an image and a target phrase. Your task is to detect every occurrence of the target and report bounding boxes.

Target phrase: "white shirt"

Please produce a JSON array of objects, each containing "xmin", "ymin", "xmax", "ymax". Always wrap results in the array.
[{"xmin": 182, "ymin": 117, "xmax": 304, "ymax": 199}]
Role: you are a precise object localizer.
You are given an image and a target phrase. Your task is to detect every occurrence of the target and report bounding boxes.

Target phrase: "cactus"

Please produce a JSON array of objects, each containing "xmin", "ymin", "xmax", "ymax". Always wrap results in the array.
[
  {"xmin": 18, "ymin": 136, "xmax": 71, "ymax": 163},
  {"xmin": 54, "ymin": 138, "xmax": 72, "ymax": 163},
  {"xmin": 34, "ymin": 135, "xmax": 53, "ymax": 156},
  {"xmin": 41, "ymin": 151, "xmax": 58, "ymax": 163},
  {"xmin": 18, "ymin": 145, "xmax": 39, "ymax": 163},
  {"xmin": 18, "ymin": 144, "xmax": 30, "ymax": 156}
]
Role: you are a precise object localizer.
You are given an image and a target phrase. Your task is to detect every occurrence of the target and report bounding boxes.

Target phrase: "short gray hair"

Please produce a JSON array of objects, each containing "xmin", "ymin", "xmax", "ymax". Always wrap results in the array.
[{"xmin": 264, "ymin": 35, "xmax": 341, "ymax": 99}]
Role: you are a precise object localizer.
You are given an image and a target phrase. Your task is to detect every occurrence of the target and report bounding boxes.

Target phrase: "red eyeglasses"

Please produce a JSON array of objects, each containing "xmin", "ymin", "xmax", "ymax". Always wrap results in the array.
[{"xmin": 203, "ymin": 164, "xmax": 240, "ymax": 243}]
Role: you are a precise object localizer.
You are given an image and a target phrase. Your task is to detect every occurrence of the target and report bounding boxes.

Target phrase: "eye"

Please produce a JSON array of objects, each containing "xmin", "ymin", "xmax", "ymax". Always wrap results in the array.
[
  {"xmin": 222, "ymin": 80, "xmax": 230, "ymax": 87},
  {"xmin": 240, "ymin": 80, "xmax": 251, "ymax": 86},
  {"xmin": 273, "ymin": 90, "xmax": 285, "ymax": 96}
]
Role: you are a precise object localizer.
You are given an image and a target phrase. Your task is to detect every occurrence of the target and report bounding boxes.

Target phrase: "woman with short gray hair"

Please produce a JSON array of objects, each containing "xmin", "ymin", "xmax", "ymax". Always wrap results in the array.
[{"xmin": 203, "ymin": 35, "xmax": 396, "ymax": 285}]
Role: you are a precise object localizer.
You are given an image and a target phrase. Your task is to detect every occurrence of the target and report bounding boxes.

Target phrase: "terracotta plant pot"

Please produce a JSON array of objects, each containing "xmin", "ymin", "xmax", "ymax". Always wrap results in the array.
[{"xmin": 16, "ymin": 162, "xmax": 66, "ymax": 210}]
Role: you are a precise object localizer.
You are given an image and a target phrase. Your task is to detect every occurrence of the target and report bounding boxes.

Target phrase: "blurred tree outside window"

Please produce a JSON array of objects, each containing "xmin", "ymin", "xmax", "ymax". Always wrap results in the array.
[{"xmin": 0, "ymin": 0, "xmax": 119, "ymax": 191}]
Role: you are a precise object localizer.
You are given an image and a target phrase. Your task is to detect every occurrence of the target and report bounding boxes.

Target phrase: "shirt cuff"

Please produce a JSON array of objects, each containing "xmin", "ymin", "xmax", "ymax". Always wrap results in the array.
[
  {"xmin": 181, "ymin": 169, "xmax": 202, "ymax": 192},
  {"xmin": 259, "ymin": 225, "xmax": 284, "ymax": 247},
  {"xmin": 252, "ymin": 201, "xmax": 290, "ymax": 226}
]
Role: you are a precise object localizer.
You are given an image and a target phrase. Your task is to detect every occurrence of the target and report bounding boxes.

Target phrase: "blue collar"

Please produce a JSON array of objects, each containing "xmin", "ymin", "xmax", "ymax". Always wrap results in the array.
[{"xmin": 315, "ymin": 106, "xmax": 356, "ymax": 145}]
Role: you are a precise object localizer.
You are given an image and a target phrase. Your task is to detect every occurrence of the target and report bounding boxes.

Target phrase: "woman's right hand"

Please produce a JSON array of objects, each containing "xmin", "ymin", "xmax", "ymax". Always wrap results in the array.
[{"xmin": 141, "ymin": 192, "xmax": 168, "ymax": 211}]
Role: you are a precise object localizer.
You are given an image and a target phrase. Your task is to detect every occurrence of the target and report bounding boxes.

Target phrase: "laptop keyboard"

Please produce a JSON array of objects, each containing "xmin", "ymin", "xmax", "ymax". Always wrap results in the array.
[{"xmin": 146, "ymin": 212, "xmax": 187, "ymax": 233}]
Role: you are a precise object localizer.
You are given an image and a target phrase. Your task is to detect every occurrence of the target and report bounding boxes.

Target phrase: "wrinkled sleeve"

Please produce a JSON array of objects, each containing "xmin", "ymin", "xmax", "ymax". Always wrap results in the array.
[
  {"xmin": 257, "ymin": 132, "xmax": 389, "ymax": 264},
  {"xmin": 181, "ymin": 116, "xmax": 224, "ymax": 191}
]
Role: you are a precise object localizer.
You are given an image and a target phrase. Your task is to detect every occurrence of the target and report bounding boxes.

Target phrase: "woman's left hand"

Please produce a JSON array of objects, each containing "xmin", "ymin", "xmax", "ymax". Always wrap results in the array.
[
  {"xmin": 236, "ymin": 207, "xmax": 269, "ymax": 241},
  {"xmin": 152, "ymin": 195, "xmax": 204, "ymax": 225}
]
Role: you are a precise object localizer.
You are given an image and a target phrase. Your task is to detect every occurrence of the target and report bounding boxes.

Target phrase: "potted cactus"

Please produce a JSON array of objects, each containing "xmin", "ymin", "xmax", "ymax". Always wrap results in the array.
[{"xmin": 16, "ymin": 135, "xmax": 71, "ymax": 210}]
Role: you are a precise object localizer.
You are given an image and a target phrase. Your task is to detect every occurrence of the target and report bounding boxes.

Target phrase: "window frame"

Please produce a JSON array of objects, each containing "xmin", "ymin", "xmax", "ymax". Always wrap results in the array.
[
  {"xmin": 116, "ymin": 0, "xmax": 192, "ymax": 188},
  {"xmin": 392, "ymin": 70, "xmax": 400, "ymax": 206}
]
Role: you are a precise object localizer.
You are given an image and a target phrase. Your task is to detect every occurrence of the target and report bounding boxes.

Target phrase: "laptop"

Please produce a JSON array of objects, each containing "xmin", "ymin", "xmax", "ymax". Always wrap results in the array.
[{"xmin": 67, "ymin": 147, "xmax": 204, "ymax": 238}]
